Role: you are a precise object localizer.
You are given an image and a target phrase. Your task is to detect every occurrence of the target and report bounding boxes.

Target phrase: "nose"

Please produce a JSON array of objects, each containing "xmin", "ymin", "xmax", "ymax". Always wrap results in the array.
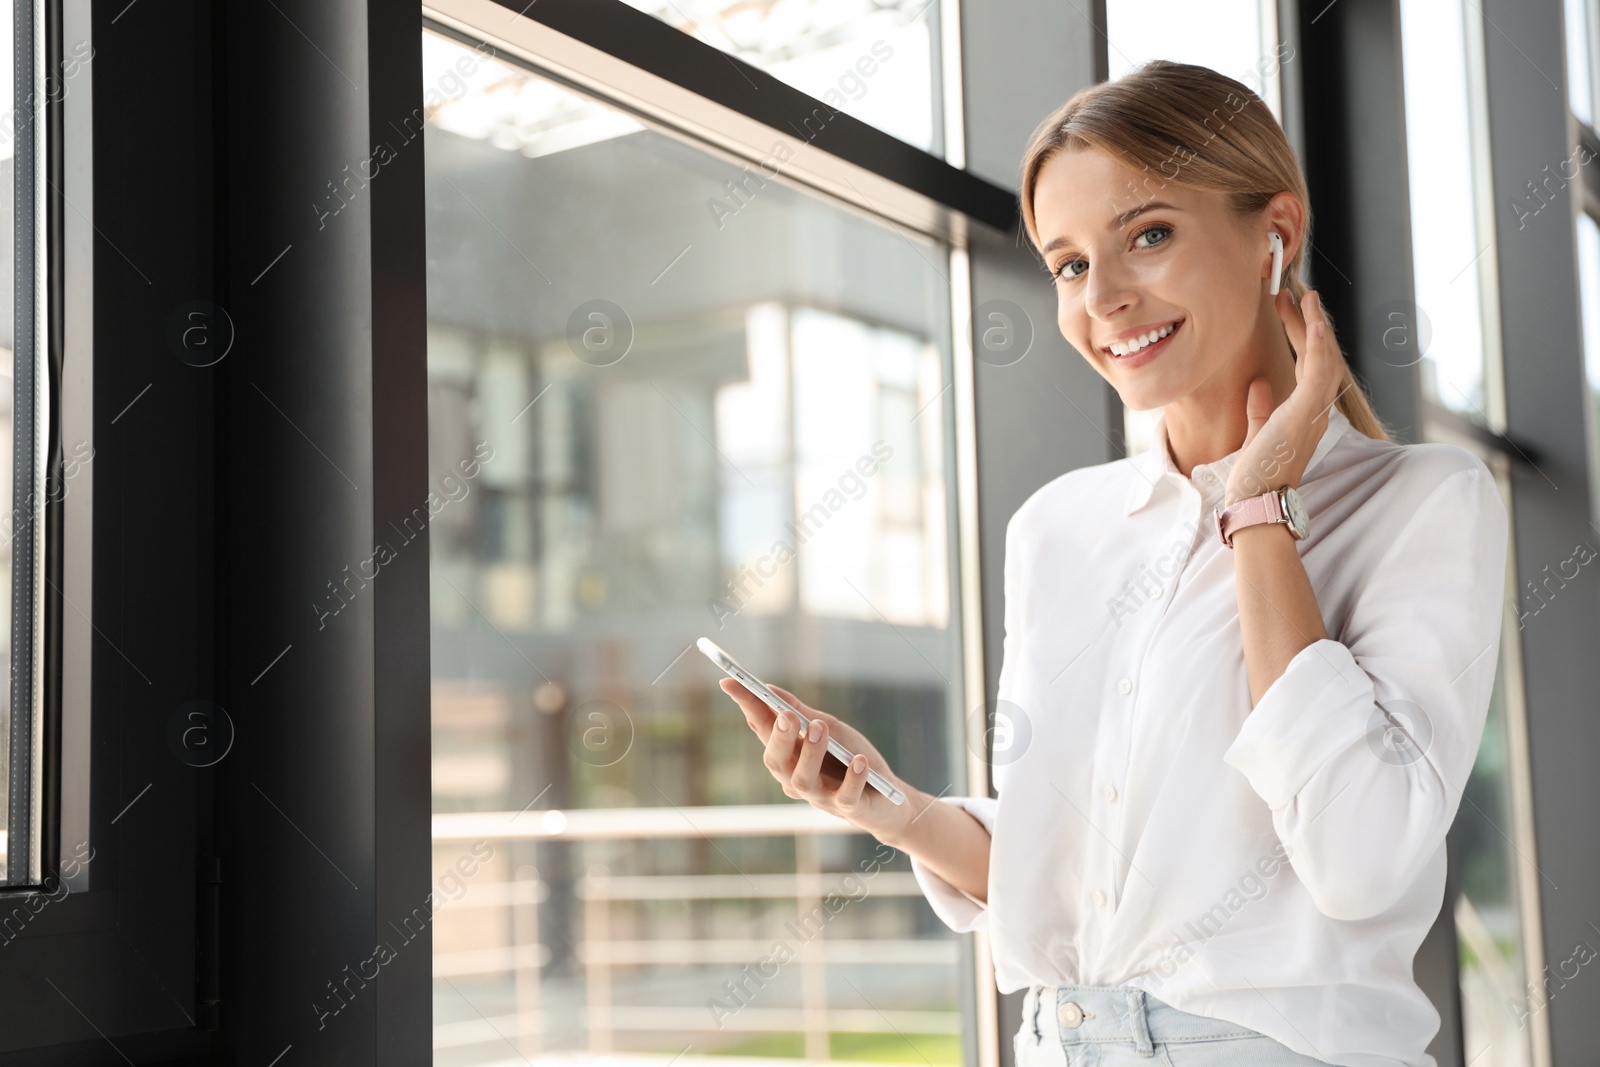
[{"xmin": 1082, "ymin": 253, "xmax": 1136, "ymax": 322}]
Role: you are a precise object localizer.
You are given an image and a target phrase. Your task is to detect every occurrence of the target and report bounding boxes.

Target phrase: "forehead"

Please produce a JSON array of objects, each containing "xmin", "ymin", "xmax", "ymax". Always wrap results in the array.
[{"xmin": 1032, "ymin": 146, "xmax": 1202, "ymax": 247}]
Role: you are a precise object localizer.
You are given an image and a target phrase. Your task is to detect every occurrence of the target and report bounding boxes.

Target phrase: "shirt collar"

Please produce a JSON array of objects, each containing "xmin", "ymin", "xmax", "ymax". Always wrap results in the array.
[{"xmin": 1123, "ymin": 403, "xmax": 1352, "ymax": 516}]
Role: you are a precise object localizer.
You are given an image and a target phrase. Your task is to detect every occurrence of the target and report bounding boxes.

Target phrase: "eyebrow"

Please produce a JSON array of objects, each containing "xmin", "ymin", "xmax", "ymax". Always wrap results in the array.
[{"xmin": 1041, "ymin": 201, "xmax": 1181, "ymax": 256}]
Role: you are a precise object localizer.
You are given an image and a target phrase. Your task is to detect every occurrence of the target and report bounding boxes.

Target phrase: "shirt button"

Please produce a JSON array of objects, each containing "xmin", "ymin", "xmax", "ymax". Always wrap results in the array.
[
  {"xmin": 1102, "ymin": 783, "xmax": 1118, "ymax": 803},
  {"xmin": 1058, "ymin": 1000, "xmax": 1085, "ymax": 1027},
  {"xmin": 1117, "ymin": 677, "xmax": 1132, "ymax": 695},
  {"xmin": 1092, "ymin": 889, "xmax": 1107, "ymax": 908}
]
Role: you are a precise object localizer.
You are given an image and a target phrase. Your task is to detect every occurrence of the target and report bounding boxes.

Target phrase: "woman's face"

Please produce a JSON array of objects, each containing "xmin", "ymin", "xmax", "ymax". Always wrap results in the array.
[{"xmin": 1032, "ymin": 146, "xmax": 1271, "ymax": 411}]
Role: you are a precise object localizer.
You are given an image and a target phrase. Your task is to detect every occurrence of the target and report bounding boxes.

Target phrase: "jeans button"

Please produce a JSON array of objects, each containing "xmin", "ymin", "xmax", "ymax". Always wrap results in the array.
[{"xmin": 1057, "ymin": 1000, "xmax": 1085, "ymax": 1028}]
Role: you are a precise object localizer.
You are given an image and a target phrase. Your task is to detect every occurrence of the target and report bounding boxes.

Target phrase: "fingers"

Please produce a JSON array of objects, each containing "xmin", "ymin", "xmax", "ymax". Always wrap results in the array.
[
  {"xmin": 770, "ymin": 684, "xmax": 841, "ymax": 728},
  {"xmin": 718, "ymin": 675, "xmax": 747, "ymax": 705},
  {"xmin": 1274, "ymin": 286, "xmax": 1308, "ymax": 363},
  {"xmin": 834, "ymin": 750, "xmax": 871, "ymax": 812},
  {"xmin": 791, "ymin": 715, "xmax": 830, "ymax": 795},
  {"xmin": 1298, "ymin": 290, "xmax": 1322, "ymax": 374},
  {"xmin": 763, "ymin": 708, "xmax": 804, "ymax": 795},
  {"xmin": 718, "ymin": 675, "xmax": 755, "ymax": 715},
  {"xmin": 721, "ymin": 678, "xmax": 870, "ymax": 812},
  {"xmin": 720, "ymin": 677, "xmax": 774, "ymax": 742},
  {"xmin": 767, "ymin": 683, "xmax": 813, "ymax": 716},
  {"xmin": 1274, "ymin": 288, "xmax": 1342, "ymax": 415},
  {"xmin": 1241, "ymin": 376, "xmax": 1275, "ymax": 448},
  {"xmin": 1296, "ymin": 290, "xmax": 1345, "ymax": 415},
  {"xmin": 786, "ymin": 715, "xmax": 872, "ymax": 810}
]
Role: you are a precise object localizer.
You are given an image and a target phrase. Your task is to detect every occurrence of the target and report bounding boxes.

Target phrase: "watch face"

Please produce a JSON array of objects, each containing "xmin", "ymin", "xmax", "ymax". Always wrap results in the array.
[{"xmin": 1282, "ymin": 485, "xmax": 1310, "ymax": 538}]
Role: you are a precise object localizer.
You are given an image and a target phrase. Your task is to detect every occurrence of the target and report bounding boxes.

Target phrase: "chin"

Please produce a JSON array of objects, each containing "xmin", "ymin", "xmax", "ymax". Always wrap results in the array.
[{"xmin": 1111, "ymin": 388, "xmax": 1170, "ymax": 413}]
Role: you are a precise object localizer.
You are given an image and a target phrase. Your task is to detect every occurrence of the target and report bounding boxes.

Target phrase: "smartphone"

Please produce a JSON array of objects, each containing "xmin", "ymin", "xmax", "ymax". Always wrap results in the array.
[{"xmin": 698, "ymin": 637, "xmax": 907, "ymax": 805}]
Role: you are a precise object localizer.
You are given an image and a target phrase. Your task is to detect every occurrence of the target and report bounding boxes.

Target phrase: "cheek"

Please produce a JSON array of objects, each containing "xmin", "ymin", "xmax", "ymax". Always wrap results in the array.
[
  {"xmin": 1053, "ymin": 287, "xmax": 1078, "ymax": 329},
  {"xmin": 1168, "ymin": 246, "xmax": 1247, "ymax": 314},
  {"xmin": 1057, "ymin": 301, "xmax": 1088, "ymax": 355}
]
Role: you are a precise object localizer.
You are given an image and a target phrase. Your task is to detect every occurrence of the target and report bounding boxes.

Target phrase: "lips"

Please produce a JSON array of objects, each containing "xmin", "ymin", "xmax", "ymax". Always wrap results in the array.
[
  {"xmin": 1103, "ymin": 319, "xmax": 1182, "ymax": 357},
  {"xmin": 1103, "ymin": 319, "xmax": 1182, "ymax": 369}
]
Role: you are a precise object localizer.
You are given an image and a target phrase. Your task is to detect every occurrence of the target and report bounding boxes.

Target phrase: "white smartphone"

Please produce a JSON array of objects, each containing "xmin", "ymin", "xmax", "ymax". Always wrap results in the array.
[{"xmin": 698, "ymin": 637, "xmax": 907, "ymax": 805}]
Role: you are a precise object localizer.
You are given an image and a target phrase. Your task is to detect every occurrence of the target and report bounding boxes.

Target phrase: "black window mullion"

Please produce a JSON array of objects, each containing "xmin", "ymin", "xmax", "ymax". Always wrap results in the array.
[{"xmin": 8, "ymin": 0, "xmax": 41, "ymax": 890}]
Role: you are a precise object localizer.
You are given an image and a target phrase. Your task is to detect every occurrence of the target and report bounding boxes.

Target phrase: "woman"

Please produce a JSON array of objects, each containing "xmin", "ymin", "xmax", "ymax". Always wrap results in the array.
[{"xmin": 717, "ymin": 60, "xmax": 1507, "ymax": 1066}]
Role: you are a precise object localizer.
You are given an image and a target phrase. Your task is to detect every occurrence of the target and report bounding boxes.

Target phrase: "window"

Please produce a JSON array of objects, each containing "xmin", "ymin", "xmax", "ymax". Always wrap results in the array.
[
  {"xmin": 2, "ymin": 0, "xmax": 49, "ymax": 888},
  {"xmin": 1401, "ymin": 1, "xmax": 1539, "ymax": 1062},
  {"xmin": 1565, "ymin": 0, "xmax": 1598, "ymax": 128},
  {"xmin": 1448, "ymin": 481, "xmax": 1536, "ymax": 1067},
  {"xmin": 1581, "ymin": 213, "xmax": 1600, "ymax": 529},
  {"xmin": 619, "ymin": 0, "xmax": 944, "ymax": 156},
  {"xmin": 422, "ymin": 26, "xmax": 969, "ymax": 1063},
  {"xmin": 1104, "ymin": 0, "xmax": 1283, "ymax": 113},
  {"xmin": 1399, "ymin": 0, "xmax": 1503, "ymax": 429}
]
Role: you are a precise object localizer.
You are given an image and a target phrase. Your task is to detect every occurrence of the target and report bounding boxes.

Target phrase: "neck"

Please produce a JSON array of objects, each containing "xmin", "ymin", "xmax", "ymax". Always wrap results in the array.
[{"xmin": 1160, "ymin": 303, "xmax": 1299, "ymax": 479}]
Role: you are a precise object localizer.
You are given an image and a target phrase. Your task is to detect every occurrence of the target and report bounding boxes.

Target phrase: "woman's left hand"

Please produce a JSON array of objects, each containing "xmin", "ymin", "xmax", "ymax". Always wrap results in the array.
[{"xmin": 1224, "ymin": 288, "xmax": 1349, "ymax": 506}]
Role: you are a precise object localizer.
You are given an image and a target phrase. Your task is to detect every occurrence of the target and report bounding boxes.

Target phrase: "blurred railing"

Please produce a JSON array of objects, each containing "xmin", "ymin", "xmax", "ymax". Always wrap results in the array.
[{"xmin": 432, "ymin": 804, "xmax": 960, "ymax": 1062}]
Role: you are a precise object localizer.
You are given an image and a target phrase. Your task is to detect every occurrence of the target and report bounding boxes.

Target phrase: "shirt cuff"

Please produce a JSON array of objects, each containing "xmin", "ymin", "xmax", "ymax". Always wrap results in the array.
[
  {"xmin": 1222, "ymin": 638, "xmax": 1377, "ymax": 811},
  {"xmin": 907, "ymin": 794, "xmax": 998, "ymax": 933}
]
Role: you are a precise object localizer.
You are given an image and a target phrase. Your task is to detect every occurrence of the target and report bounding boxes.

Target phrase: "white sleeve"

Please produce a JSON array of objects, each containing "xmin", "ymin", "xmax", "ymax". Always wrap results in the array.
[
  {"xmin": 1222, "ymin": 461, "xmax": 1509, "ymax": 921},
  {"xmin": 908, "ymin": 795, "xmax": 999, "ymax": 932},
  {"xmin": 906, "ymin": 510, "xmax": 1019, "ymax": 932}
]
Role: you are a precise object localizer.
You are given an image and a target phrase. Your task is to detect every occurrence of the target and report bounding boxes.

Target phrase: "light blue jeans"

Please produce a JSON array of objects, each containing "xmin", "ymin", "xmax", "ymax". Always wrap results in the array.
[{"xmin": 1014, "ymin": 984, "xmax": 1335, "ymax": 1066}]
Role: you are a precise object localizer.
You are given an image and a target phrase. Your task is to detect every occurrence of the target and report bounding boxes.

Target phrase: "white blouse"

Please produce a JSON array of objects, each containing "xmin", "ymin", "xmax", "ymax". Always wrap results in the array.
[{"xmin": 910, "ymin": 403, "xmax": 1509, "ymax": 1067}]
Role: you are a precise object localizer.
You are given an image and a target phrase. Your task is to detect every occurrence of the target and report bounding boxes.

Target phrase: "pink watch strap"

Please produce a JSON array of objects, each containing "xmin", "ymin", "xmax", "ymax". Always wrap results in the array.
[{"xmin": 1216, "ymin": 489, "xmax": 1284, "ymax": 547}]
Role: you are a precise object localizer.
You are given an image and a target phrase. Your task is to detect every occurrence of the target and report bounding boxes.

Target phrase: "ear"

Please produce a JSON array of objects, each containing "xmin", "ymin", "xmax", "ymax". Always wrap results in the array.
[{"xmin": 1262, "ymin": 191, "xmax": 1307, "ymax": 271}]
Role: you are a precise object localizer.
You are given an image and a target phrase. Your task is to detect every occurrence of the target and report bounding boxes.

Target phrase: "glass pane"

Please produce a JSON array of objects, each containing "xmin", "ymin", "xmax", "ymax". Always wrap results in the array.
[
  {"xmin": 1564, "ymin": 0, "xmax": 1596, "ymax": 128},
  {"xmin": 1104, "ymin": 0, "xmax": 1279, "ymax": 110},
  {"xmin": 1400, "ymin": 0, "xmax": 1493, "ymax": 425},
  {"xmin": 618, "ymin": 0, "xmax": 942, "ymax": 156},
  {"xmin": 423, "ymin": 29, "xmax": 965, "ymax": 1066},
  {"xmin": 1580, "ymin": 213, "xmax": 1600, "ymax": 528},
  {"xmin": 1448, "ymin": 474, "xmax": 1532, "ymax": 1067},
  {"xmin": 0, "ymin": 0, "xmax": 13, "ymax": 878}
]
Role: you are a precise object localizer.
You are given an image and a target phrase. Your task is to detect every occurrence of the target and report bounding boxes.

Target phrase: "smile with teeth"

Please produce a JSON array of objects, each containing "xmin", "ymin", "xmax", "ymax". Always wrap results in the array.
[{"xmin": 1108, "ymin": 321, "xmax": 1180, "ymax": 357}]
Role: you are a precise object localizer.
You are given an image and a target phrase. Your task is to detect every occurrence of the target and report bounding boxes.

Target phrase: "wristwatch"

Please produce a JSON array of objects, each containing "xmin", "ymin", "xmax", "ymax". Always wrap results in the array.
[{"xmin": 1215, "ymin": 485, "xmax": 1310, "ymax": 548}]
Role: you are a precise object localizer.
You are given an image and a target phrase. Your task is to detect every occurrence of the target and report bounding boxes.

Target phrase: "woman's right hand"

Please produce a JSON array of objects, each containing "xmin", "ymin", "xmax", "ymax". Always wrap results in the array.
[{"xmin": 718, "ymin": 676, "xmax": 915, "ymax": 841}]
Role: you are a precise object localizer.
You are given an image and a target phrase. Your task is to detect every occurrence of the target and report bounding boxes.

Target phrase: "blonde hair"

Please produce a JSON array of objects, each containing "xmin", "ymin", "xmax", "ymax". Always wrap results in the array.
[{"xmin": 1019, "ymin": 59, "xmax": 1390, "ymax": 441}]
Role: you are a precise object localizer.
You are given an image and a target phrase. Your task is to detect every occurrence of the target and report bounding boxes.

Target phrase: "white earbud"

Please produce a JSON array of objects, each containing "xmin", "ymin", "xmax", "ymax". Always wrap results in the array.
[{"xmin": 1267, "ymin": 231, "xmax": 1284, "ymax": 295}]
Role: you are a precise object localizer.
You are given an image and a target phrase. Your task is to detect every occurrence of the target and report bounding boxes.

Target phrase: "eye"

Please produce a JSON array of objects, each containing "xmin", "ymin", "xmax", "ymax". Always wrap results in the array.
[
  {"xmin": 1131, "ymin": 222, "xmax": 1172, "ymax": 249},
  {"xmin": 1048, "ymin": 255, "xmax": 1087, "ymax": 285},
  {"xmin": 1046, "ymin": 222, "xmax": 1174, "ymax": 286}
]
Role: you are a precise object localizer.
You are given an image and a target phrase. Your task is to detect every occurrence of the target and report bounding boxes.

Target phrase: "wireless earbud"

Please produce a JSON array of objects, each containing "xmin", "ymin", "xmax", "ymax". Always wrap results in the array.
[{"xmin": 1267, "ymin": 232, "xmax": 1284, "ymax": 295}]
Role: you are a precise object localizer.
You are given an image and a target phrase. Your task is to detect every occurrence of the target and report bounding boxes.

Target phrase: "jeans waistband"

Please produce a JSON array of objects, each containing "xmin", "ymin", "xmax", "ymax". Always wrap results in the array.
[{"xmin": 1023, "ymin": 983, "xmax": 1263, "ymax": 1051}]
